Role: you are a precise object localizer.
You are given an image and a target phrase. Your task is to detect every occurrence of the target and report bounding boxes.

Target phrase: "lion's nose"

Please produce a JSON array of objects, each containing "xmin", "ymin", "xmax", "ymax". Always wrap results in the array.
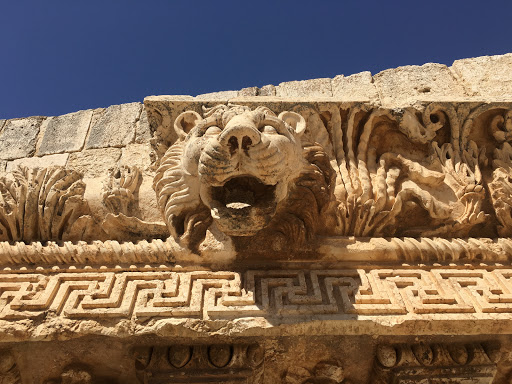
[{"xmin": 219, "ymin": 126, "xmax": 260, "ymax": 155}]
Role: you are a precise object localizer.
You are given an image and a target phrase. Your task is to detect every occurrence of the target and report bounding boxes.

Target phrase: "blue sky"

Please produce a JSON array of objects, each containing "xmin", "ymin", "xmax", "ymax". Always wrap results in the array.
[{"xmin": 1, "ymin": 1, "xmax": 511, "ymax": 119}]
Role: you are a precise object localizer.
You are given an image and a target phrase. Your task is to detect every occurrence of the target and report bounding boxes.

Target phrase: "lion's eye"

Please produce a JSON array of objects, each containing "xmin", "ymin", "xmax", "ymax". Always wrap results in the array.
[
  {"xmin": 204, "ymin": 126, "xmax": 222, "ymax": 136},
  {"xmin": 261, "ymin": 125, "xmax": 277, "ymax": 134}
]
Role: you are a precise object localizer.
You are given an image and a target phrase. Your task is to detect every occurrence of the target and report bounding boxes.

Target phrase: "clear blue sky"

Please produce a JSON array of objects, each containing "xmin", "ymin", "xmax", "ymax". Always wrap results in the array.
[{"xmin": 1, "ymin": 1, "xmax": 511, "ymax": 119}]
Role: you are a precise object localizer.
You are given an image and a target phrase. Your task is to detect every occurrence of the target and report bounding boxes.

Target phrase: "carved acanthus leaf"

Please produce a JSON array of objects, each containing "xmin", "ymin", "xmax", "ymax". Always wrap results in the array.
[
  {"xmin": 489, "ymin": 142, "xmax": 512, "ymax": 236},
  {"xmin": 0, "ymin": 167, "xmax": 94, "ymax": 242},
  {"xmin": 102, "ymin": 165, "xmax": 142, "ymax": 216}
]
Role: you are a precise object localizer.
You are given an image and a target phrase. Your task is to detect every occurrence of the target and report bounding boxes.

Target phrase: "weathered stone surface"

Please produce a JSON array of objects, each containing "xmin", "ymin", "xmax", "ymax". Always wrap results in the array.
[
  {"xmin": 452, "ymin": 53, "xmax": 512, "ymax": 98},
  {"xmin": 0, "ymin": 116, "xmax": 45, "ymax": 160},
  {"xmin": 259, "ymin": 84, "xmax": 276, "ymax": 96},
  {"xmin": 85, "ymin": 102, "xmax": 142, "ymax": 149},
  {"xmin": 238, "ymin": 86, "xmax": 259, "ymax": 97},
  {"xmin": 276, "ymin": 77, "xmax": 332, "ymax": 97},
  {"xmin": 1, "ymin": 54, "xmax": 512, "ymax": 384},
  {"xmin": 195, "ymin": 90, "xmax": 238, "ymax": 100},
  {"xmin": 37, "ymin": 109, "xmax": 93, "ymax": 156},
  {"xmin": 68, "ymin": 147, "xmax": 121, "ymax": 178},
  {"xmin": 373, "ymin": 63, "xmax": 468, "ymax": 106},
  {"xmin": 119, "ymin": 143, "xmax": 152, "ymax": 171},
  {"xmin": 6, "ymin": 153, "xmax": 69, "ymax": 172},
  {"xmin": 332, "ymin": 71, "xmax": 379, "ymax": 102},
  {"xmin": 134, "ymin": 107, "xmax": 151, "ymax": 143}
]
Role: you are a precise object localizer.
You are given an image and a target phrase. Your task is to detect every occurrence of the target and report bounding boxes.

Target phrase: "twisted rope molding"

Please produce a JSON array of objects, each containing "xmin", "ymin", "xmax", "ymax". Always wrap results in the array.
[{"xmin": 0, "ymin": 237, "xmax": 509, "ymax": 266}]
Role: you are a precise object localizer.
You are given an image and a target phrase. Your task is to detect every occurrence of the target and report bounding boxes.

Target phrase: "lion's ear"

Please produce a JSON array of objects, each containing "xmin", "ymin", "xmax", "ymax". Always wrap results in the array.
[
  {"xmin": 174, "ymin": 111, "xmax": 202, "ymax": 140},
  {"xmin": 278, "ymin": 111, "xmax": 306, "ymax": 137}
]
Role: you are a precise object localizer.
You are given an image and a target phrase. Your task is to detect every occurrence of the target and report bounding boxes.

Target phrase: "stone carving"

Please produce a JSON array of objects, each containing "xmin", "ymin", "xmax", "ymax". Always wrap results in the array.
[
  {"xmin": 284, "ymin": 361, "xmax": 348, "ymax": 384},
  {"xmin": 372, "ymin": 342, "xmax": 499, "ymax": 383},
  {"xmin": 1, "ymin": 267, "xmax": 512, "ymax": 320},
  {"xmin": 0, "ymin": 167, "xmax": 94, "ymax": 243},
  {"xmin": 102, "ymin": 165, "xmax": 142, "ymax": 216},
  {"xmin": 0, "ymin": 236, "xmax": 508, "ymax": 266},
  {"xmin": 101, "ymin": 166, "xmax": 168, "ymax": 241},
  {"xmin": 489, "ymin": 144, "xmax": 512, "ymax": 236},
  {"xmin": 0, "ymin": 101, "xmax": 510, "ymax": 259},
  {"xmin": 148, "ymin": 101, "xmax": 512, "ymax": 254},
  {"xmin": 134, "ymin": 343, "xmax": 264, "ymax": 383},
  {"xmin": 0, "ymin": 350, "xmax": 20, "ymax": 384},
  {"xmin": 154, "ymin": 104, "xmax": 337, "ymax": 252}
]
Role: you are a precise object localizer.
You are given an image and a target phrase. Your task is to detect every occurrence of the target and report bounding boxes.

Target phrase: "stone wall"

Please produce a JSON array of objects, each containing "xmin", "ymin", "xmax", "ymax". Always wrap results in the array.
[
  {"xmin": 0, "ymin": 53, "xmax": 512, "ymax": 384},
  {"xmin": 1, "ymin": 53, "xmax": 511, "ymax": 174}
]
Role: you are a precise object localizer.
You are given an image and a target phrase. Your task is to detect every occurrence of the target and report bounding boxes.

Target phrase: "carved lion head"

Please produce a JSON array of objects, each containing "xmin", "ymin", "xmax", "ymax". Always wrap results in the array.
[{"xmin": 154, "ymin": 104, "xmax": 336, "ymax": 251}]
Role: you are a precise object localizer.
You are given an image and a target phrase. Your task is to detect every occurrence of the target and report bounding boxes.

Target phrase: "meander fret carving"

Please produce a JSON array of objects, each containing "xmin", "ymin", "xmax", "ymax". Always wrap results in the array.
[
  {"xmin": 372, "ymin": 342, "xmax": 500, "ymax": 383},
  {"xmin": 133, "ymin": 343, "xmax": 264, "ymax": 383},
  {"xmin": 0, "ymin": 102, "xmax": 511, "ymax": 257},
  {"xmin": 0, "ymin": 268, "xmax": 512, "ymax": 320}
]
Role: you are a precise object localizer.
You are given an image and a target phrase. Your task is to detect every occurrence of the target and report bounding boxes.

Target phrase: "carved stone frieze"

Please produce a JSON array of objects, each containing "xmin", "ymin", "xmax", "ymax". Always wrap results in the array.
[
  {"xmin": 0, "ymin": 267, "xmax": 512, "ymax": 323},
  {"xmin": 2, "ymin": 54, "xmax": 512, "ymax": 383},
  {"xmin": 145, "ymin": 99, "xmax": 512, "ymax": 257},
  {"xmin": 134, "ymin": 343, "xmax": 264, "ymax": 384},
  {"xmin": 0, "ymin": 100, "xmax": 509, "ymax": 262},
  {"xmin": 371, "ymin": 342, "xmax": 500, "ymax": 383}
]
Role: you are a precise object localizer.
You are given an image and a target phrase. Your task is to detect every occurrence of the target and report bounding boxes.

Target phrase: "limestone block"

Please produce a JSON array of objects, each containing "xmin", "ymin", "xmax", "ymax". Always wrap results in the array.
[
  {"xmin": 259, "ymin": 84, "xmax": 276, "ymax": 96},
  {"xmin": 0, "ymin": 116, "xmax": 45, "ymax": 160},
  {"xmin": 195, "ymin": 90, "xmax": 238, "ymax": 100},
  {"xmin": 373, "ymin": 63, "xmax": 468, "ymax": 106},
  {"xmin": 332, "ymin": 71, "xmax": 379, "ymax": 102},
  {"xmin": 67, "ymin": 147, "xmax": 121, "ymax": 178},
  {"xmin": 85, "ymin": 102, "xmax": 142, "ymax": 149},
  {"xmin": 6, "ymin": 153, "xmax": 69, "ymax": 172},
  {"xmin": 37, "ymin": 109, "xmax": 93, "ymax": 155},
  {"xmin": 0, "ymin": 120, "xmax": 5, "ymax": 131},
  {"xmin": 238, "ymin": 87, "xmax": 259, "ymax": 97},
  {"xmin": 451, "ymin": 53, "xmax": 512, "ymax": 98},
  {"xmin": 276, "ymin": 78, "xmax": 332, "ymax": 98},
  {"xmin": 0, "ymin": 160, "xmax": 6, "ymax": 173},
  {"xmin": 119, "ymin": 143, "xmax": 152, "ymax": 171},
  {"xmin": 135, "ymin": 107, "xmax": 152, "ymax": 143}
]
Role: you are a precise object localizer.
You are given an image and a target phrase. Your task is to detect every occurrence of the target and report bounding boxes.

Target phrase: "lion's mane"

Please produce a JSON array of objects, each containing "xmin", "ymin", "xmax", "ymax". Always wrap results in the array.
[{"xmin": 154, "ymin": 109, "xmax": 338, "ymax": 252}]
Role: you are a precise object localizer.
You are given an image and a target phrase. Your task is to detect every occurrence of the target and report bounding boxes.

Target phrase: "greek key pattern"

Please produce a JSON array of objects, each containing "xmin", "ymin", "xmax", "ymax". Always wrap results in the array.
[{"xmin": 1, "ymin": 269, "xmax": 512, "ymax": 320}]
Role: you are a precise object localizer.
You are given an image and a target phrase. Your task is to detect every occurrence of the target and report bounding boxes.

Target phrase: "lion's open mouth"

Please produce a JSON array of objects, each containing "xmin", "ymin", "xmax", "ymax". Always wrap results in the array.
[{"xmin": 211, "ymin": 176, "xmax": 276, "ymax": 210}]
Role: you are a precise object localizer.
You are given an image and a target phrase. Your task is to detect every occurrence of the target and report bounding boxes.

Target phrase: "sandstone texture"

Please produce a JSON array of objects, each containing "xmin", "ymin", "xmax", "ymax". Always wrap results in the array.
[{"xmin": 0, "ymin": 53, "xmax": 510, "ymax": 383}]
